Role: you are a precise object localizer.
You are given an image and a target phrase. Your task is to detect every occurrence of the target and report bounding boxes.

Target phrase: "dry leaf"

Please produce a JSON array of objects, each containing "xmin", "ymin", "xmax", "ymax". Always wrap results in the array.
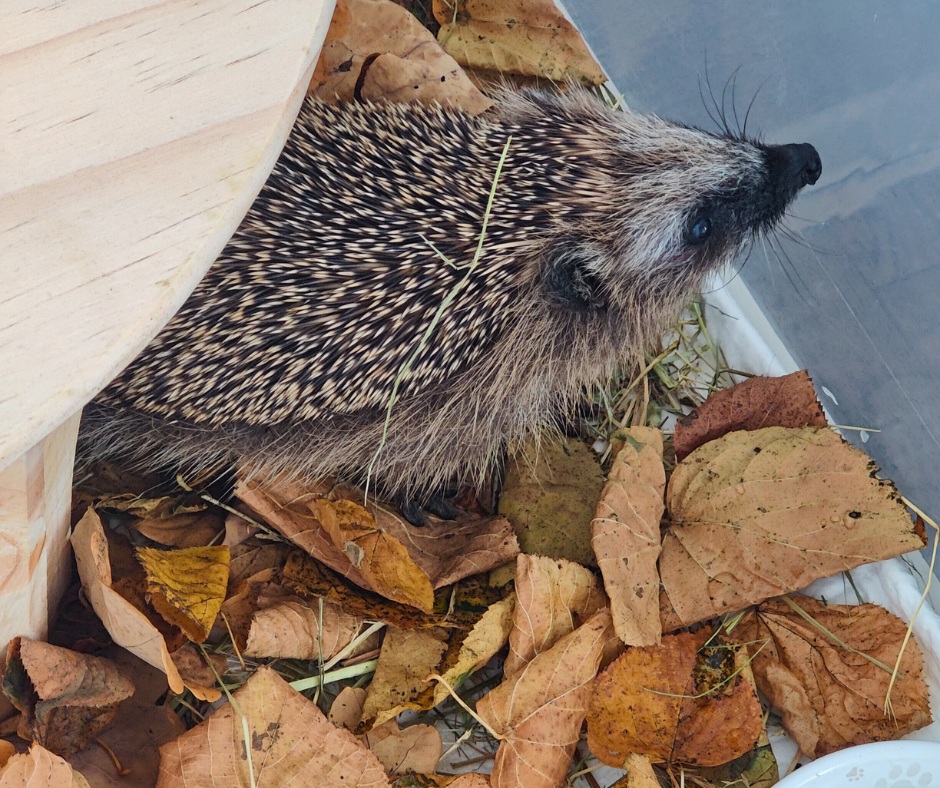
[
  {"xmin": 158, "ymin": 666, "xmax": 389, "ymax": 786},
  {"xmin": 499, "ymin": 438, "xmax": 605, "ymax": 566},
  {"xmin": 94, "ymin": 493, "xmax": 205, "ymax": 520},
  {"xmin": 592, "ymin": 427, "xmax": 665, "ymax": 646},
  {"xmin": 329, "ymin": 686, "xmax": 367, "ymax": 731},
  {"xmin": 586, "ymin": 631, "xmax": 763, "ymax": 767},
  {"xmin": 70, "ymin": 509, "xmax": 185, "ymax": 694},
  {"xmin": 313, "ymin": 0, "xmax": 491, "ymax": 113},
  {"xmin": 133, "ymin": 511, "xmax": 225, "ymax": 547},
  {"xmin": 0, "ymin": 743, "xmax": 91, "ymax": 787},
  {"xmin": 237, "ymin": 477, "xmax": 518, "ymax": 610},
  {"xmin": 660, "ymin": 427, "xmax": 925, "ymax": 629},
  {"xmin": 478, "ymin": 608, "xmax": 614, "ymax": 788},
  {"xmin": 4, "ymin": 638, "xmax": 134, "ymax": 758},
  {"xmin": 504, "ymin": 554, "xmax": 606, "ymax": 676},
  {"xmin": 244, "ymin": 596, "xmax": 361, "ymax": 660},
  {"xmin": 448, "ymin": 776, "xmax": 491, "ymax": 788},
  {"xmin": 622, "ymin": 752, "xmax": 659, "ymax": 787},
  {"xmin": 687, "ymin": 728, "xmax": 779, "ymax": 788},
  {"xmin": 737, "ymin": 596, "xmax": 932, "ymax": 757},
  {"xmin": 136, "ymin": 545, "xmax": 230, "ymax": 642},
  {"xmin": 311, "ymin": 497, "xmax": 436, "ymax": 612},
  {"xmin": 67, "ymin": 649, "xmax": 187, "ymax": 787},
  {"xmin": 366, "ymin": 719, "xmax": 442, "ymax": 775},
  {"xmin": 362, "ymin": 627, "xmax": 449, "ymax": 725},
  {"xmin": 674, "ymin": 370, "xmax": 828, "ymax": 461},
  {"xmin": 227, "ymin": 539, "xmax": 292, "ymax": 592},
  {"xmin": 433, "ymin": 594, "xmax": 515, "ymax": 706},
  {"xmin": 169, "ymin": 645, "xmax": 226, "ymax": 700},
  {"xmin": 433, "ymin": 0, "xmax": 605, "ymax": 85}
]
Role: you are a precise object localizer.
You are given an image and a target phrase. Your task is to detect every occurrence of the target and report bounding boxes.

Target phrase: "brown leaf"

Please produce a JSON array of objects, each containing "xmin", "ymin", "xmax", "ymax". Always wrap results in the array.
[
  {"xmin": 169, "ymin": 645, "xmax": 226, "ymax": 701},
  {"xmin": 70, "ymin": 509, "xmax": 186, "ymax": 695},
  {"xmin": 499, "ymin": 438, "xmax": 605, "ymax": 566},
  {"xmin": 433, "ymin": 0, "xmax": 606, "ymax": 85},
  {"xmin": 133, "ymin": 511, "xmax": 225, "ymax": 547},
  {"xmin": 504, "ymin": 554, "xmax": 605, "ymax": 677},
  {"xmin": 674, "ymin": 370, "xmax": 828, "ymax": 461},
  {"xmin": 237, "ymin": 477, "xmax": 518, "ymax": 611},
  {"xmin": 0, "ymin": 743, "xmax": 91, "ymax": 787},
  {"xmin": 592, "ymin": 427, "xmax": 665, "ymax": 646},
  {"xmin": 660, "ymin": 427, "xmax": 925, "ymax": 629},
  {"xmin": 366, "ymin": 719, "xmax": 442, "ymax": 775},
  {"xmin": 136, "ymin": 546, "xmax": 230, "ymax": 642},
  {"xmin": 329, "ymin": 686, "xmax": 368, "ymax": 731},
  {"xmin": 244, "ymin": 596, "xmax": 362, "ymax": 660},
  {"xmin": 329, "ymin": 482, "xmax": 520, "ymax": 591},
  {"xmin": 362, "ymin": 627, "xmax": 449, "ymax": 725},
  {"xmin": 433, "ymin": 594, "xmax": 515, "ymax": 706},
  {"xmin": 737, "ymin": 596, "xmax": 933, "ymax": 757},
  {"xmin": 313, "ymin": 0, "xmax": 492, "ymax": 113},
  {"xmin": 158, "ymin": 666, "xmax": 389, "ymax": 786},
  {"xmin": 477, "ymin": 609, "xmax": 614, "ymax": 788},
  {"xmin": 4, "ymin": 638, "xmax": 134, "ymax": 758},
  {"xmin": 67, "ymin": 650, "xmax": 186, "ymax": 787},
  {"xmin": 586, "ymin": 631, "xmax": 763, "ymax": 767}
]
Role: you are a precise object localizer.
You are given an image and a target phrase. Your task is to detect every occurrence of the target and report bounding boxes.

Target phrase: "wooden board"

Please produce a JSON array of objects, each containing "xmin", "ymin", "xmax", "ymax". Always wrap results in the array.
[
  {"xmin": 0, "ymin": 0, "xmax": 334, "ymax": 470},
  {"xmin": 0, "ymin": 0, "xmax": 334, "ymax": 645}
]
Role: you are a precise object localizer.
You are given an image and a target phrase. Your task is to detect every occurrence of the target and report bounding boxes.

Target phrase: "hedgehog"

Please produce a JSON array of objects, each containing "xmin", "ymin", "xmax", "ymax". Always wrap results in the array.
[{"xmin": 80, "ymin": 88, "xmax": 821, "ymax": 522}]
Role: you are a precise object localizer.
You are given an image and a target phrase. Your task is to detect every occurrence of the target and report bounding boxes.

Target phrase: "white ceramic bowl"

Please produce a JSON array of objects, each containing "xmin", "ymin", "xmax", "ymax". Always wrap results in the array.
[{"xmin": 774, "ymin": 740, "xmax": 940, "ymax": 787}]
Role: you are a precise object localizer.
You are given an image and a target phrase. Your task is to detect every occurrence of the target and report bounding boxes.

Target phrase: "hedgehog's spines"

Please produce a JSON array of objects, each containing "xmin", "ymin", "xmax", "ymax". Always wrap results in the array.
[{"xmin": 83, "ymin": 87, "xmax": 819, "ymax": 502}]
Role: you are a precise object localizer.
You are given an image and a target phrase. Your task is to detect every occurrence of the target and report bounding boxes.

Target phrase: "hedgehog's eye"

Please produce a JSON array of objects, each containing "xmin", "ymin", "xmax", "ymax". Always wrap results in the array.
[{"xmin": 686, "ymin": 215, "xmax": 713, "ymax": 245}]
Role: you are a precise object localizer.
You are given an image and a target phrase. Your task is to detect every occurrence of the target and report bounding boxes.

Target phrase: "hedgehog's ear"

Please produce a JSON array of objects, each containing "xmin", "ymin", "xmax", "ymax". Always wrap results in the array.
[{"xmin": 539, "ymin": 238, "xmax": 608, "ymax": 311}]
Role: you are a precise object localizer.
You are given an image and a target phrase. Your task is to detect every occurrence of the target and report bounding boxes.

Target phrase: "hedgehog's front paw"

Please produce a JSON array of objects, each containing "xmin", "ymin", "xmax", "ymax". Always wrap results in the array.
[{"xmin": 396, "ymin": 491, "xmax": 465, "ymax": 526}]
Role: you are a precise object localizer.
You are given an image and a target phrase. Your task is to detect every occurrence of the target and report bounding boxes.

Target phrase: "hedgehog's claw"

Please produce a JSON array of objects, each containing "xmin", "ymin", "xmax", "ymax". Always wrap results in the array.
[{"xmin": 396, "ymin": 492, "xmax": 464, "ymax": 526}]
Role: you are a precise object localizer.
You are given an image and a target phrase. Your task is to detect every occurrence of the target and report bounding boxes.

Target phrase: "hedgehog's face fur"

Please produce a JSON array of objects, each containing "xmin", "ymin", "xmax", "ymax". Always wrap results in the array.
[
  {"xmin": 85, "ymin": 88, "xmax": 820, "ymax": 502},
  {"xmin": 499, "ymin": 90, "xmax": 820, "ymax": 325}
]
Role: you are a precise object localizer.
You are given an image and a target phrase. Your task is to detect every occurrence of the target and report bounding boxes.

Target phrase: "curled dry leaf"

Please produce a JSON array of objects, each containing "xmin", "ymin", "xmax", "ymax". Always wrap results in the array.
[
  {"xmin": 313, "ymin": 0, "xmax": 491, "ymax": 113},
  {"xmin": 169, "ymin": 645, "xmax": 226, "ymax": 700},
  {"xmin": 366, "ymin": 719, "xmax": 442, "ymax": 775},
  {"xmin": 504, "ymin": 554, "xmax": 605, "ymax": 677},
  {"xmin": 0, "ymin": 743, "xmax": 91, "ymax": 788},
  {"xmin": 433, "ymin": 593, "xmax": 515, "ymax": 706},
  {"xmin": 244, "ymin": 596, "xmax": 361, "ymax": 660},
  {"xmin": 135, "ymin": 545, "xmax": 230, "ymax": 642},
  {"xmin": 674, "ymin": 370, "xmax": 828, "ymax": 461},
  {"xmin": 237, "ymin": 477, "xmax": 518, "ymax": 612},
  {"xmin": 3, "ymin": 638, "xmax": 134, "ymax": 758},
  {"xmin": 70, "ymin": 509, "xmax": 185, "ymax": 694},
  {"xmin": 586, "ymin": 630, "xmax": 763, "ymax": 768},
  {"xmin": 660, "ymin": 427, "xmax": 926, "ymax": 629},
  {"xmin": 737, "ymin": 596, "xmax": 932, "ymax": 757},
  {"xmin": 362, "ymin": 627, "xmax": 449, "ymax": 725},
  {"xmin": 499, "ymin": 438, "xmax": 605, "ymax": 566},
  {"xmin": 157, "ymin": 666, "xmax": 389, "ymax": 787},
  {"xmin": 592, "ymin": 427, "xmax": 665, "ymax": 647},
  {"xmin": 477, "ymin": 608, "xmax": 614, "ymax": 788},
  {"xmin": 433, "ymin": 0, "xmax": 606, "ymax": 85}
]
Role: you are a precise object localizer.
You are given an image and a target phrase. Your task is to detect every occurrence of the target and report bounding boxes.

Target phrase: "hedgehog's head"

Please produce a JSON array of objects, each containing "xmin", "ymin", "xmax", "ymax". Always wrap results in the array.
[{"xmin": 513, "ymin": 90, "xmax": 820, "ymax": 324}]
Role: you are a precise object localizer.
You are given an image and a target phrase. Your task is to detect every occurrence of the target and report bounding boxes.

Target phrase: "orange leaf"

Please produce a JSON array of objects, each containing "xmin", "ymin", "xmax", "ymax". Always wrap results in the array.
[
  {"xmin": 674, "ymin": 370, "xmax": 827, "ymax": 461},
  {"xmin": 737, "ymin": 596, "xmax": 932, "ymax": 757},
  {"xmin": 586, "ymin": 631, "xmax": 763, "ymax": 767}
]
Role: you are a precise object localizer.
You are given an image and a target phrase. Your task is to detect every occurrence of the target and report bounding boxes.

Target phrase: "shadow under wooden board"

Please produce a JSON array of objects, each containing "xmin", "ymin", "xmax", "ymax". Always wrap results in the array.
[{"xmin": 0, "ymin": 0, "xmax": 335, "ymax": 648}]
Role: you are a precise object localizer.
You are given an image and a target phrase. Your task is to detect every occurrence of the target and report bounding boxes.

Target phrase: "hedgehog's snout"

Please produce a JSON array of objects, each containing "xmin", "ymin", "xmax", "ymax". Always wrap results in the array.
[{"xmin": 777, "ymin": 142, "xmax": 822, "ymax": 187}]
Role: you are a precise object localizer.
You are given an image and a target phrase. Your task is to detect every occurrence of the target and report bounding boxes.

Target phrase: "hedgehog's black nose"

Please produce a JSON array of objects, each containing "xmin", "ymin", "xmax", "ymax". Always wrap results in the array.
[{"xmin": 779, "ymin": 142, "xmax": 822, "ymax": 187}]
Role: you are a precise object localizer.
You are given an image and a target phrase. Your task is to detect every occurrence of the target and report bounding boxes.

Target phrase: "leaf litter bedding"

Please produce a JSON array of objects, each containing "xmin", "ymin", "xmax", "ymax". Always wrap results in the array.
[{"xmin": 4, "ymin": 0, "xmax": 939, "ymax": 786}]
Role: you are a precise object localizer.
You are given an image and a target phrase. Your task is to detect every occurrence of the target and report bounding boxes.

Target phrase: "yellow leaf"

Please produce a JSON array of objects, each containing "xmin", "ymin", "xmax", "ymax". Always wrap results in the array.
[{"xmin": 136, "ymin": 545, "xmax": 230, "ymax": 642}]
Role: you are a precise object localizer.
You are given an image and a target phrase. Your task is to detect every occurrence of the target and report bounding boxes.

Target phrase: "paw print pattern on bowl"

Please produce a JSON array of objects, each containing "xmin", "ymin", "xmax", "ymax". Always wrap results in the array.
[{"xmin": 775, "ymin": 741, "xmax": 940, "ymax": 787}]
